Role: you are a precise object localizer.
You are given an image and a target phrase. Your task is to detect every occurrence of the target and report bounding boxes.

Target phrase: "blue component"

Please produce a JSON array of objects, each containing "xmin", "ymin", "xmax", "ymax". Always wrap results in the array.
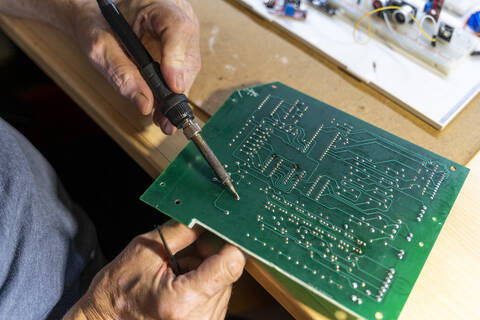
[
  {"xmin": 284, "ymin": 3, "xmax": 295, "ymax": 16},
  {"xmin": 423, "ymin": 1, "xmax": 433, "ymax": 13},
  {"xmin": 467, "ymin": 11, "xmax": 480, "ymax": 33}
]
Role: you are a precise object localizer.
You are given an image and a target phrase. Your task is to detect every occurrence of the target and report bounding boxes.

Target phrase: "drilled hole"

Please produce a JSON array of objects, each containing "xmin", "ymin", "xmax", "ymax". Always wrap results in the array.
[
  {"xmin": 419, "ymin": 242, "xmax": 424, "ymax": 247},
  {"xmin": 271, "ymin": 84, "xmax": 277, "ymax": 89},
  {"xmin": 175, "ymin": 199, "xmax": 181, "ymax": 205},
  {"xmin": 159, "ymin": 182, "xmax": 166, "ymax": 187},
  {"xmin": 450, "ymin": 166, "xmax": 456, "ymax": 172}
]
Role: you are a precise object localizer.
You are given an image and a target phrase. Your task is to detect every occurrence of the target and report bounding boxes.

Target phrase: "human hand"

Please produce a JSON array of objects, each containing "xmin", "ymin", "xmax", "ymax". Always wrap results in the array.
[
  {"xmin": 71, "ymin": 0, "xmax": 201, "ymax": 135},
  {"xmin": 64, "ymin": 220, "xmax": 246, "ymax": 320}
]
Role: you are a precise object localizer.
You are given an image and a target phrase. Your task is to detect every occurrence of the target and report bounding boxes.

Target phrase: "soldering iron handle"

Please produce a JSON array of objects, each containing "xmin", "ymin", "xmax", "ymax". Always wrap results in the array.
[
  {"xmin": 97, "ymin": 0, "xmax": 153, "ymax": 68},
  {"xmin": 97, "ymin": 0, "xmax": 194, "ymax": 127},
  {"xmin": 140, "ymin": 62, "xmax": 194, "ymax": 127}
]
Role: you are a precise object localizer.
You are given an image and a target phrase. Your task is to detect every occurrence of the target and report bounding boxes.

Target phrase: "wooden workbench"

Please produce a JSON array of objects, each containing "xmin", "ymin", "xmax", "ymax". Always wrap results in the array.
[{"xmin": 1, "ymin": 0, "xmax": 479, "ymax": 318}]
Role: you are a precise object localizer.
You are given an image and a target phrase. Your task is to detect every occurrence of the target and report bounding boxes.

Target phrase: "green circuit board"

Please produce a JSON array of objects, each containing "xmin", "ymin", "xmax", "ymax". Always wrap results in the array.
[{"xmin": 141, "ymin": 83, "xmax": 469, "ymax": 320}]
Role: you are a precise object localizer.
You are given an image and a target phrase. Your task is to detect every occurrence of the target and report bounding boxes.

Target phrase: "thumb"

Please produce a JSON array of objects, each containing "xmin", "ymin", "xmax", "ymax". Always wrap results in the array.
[
  {"xmin": 180, "ymin": 244, "xmax": 246, "ymax": 297},
  {"xmin": 156, "ymin": 219, "xmax": 202, "ymax": 254}
]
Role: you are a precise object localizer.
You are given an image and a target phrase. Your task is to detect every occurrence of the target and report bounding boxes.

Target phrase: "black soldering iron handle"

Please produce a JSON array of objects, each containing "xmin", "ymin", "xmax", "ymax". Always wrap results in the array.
[{"xmin": 97, "ymin": 0, "xmax": 194, "ymax": 127}]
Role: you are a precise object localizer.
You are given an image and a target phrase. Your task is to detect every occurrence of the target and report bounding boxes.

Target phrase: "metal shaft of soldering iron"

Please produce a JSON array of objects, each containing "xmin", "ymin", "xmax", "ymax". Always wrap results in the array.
[{"xmin": 97, "ymin": 0, "xmax": 239, "ymax": 200}]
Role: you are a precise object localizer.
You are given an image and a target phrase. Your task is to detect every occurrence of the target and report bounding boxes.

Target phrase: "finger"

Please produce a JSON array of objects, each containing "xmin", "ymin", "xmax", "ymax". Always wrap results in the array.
[
  {"xmin": 196, "ymin": 233, "xmax": 225, "ymax": 259},
  {"xmin": 203, "ymin": 286, "xmax": 231, "ymax": 320},
  {"xmin": 158, "ymin": 266, "xmax": 176, "ymax": 292},
  {"xmin": 155, "ymin": 220, "xmax": 202, "ymax": 254},
  {"xmin": 87, "ymin": 30, "xmax": 154, "ymax": 115},
  {"xmin": 177, "ymin": 256, "xmax": 202, "ymax": 272},
  {"xmin": 139, "ymin": 2, "xmax": 197, "ymax": 93},
  {"xmin": 176, "ymin": 0, "xmax": 201, "ymax": 95},
  {"xmin": 215, "ymin": 286, "xmax": 232, "ymax": 320},
  {"xmin": 181, "ymin": 19, "xmax": 201, "ymax": 95},
  {"xmin": 153, "ymin": 107, "xmax": 176, "ymax": 135},
  {"xmin": 180, "ymin": 244, "xmax": 246, "ymax": 297}
]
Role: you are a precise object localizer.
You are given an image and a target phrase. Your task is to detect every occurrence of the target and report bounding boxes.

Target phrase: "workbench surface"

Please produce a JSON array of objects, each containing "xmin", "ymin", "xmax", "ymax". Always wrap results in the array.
[{"xmin": 1, "ymin": 1, "xmax": 479, "ymax": 318}]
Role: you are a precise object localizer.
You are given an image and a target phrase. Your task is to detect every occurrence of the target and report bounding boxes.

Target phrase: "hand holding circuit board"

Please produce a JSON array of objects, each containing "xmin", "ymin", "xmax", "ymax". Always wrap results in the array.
[{"xmin": 66, "ymin": 220, "xmax": 246, "ymax": 320}]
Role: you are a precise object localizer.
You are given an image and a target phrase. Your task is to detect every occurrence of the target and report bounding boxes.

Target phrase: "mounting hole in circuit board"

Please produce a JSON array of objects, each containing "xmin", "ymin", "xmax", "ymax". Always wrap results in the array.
[
  {"xmin": 159, "ymin": 182, "xmax": 166, "ymax": 187},
  {"xmin": 450, "ymin": 166, "xmax": 456, "ymax": 171},
  {"xmin": 175, "ymin": 199, "xmax": 181, "ymax": 205}
]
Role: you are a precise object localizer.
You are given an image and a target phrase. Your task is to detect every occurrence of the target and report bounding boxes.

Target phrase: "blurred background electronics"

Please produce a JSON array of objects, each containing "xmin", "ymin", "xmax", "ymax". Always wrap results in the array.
[{"xmin": 236, "ymin": 0, "xmax": 480, "ymax": 129}]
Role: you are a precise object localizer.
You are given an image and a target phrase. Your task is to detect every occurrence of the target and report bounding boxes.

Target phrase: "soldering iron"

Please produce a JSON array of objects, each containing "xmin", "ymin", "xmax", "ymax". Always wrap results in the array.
[{"xmin": 96, "ymin": 0, "xmax": 239, "ymax": 200}]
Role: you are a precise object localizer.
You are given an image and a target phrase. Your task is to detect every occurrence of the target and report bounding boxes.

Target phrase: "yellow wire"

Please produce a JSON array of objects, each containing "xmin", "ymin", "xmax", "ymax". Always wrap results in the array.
[{"xmin": 353, "ymin": 6, "xmax": 437, "ymax": 43}]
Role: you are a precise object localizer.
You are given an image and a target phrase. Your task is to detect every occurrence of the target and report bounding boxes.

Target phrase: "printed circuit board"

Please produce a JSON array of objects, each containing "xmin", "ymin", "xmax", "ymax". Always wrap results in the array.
[{"xmin": 141, "ymin": 83, "xmax": 468, "ymax": 319}]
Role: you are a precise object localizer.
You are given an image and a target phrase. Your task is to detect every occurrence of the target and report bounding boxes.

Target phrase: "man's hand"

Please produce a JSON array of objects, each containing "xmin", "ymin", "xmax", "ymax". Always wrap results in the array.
[
  {"xmin": 0, "ymin": 0, "xmax": 201, "ymax": 135},
  {"xmin": 65, "ymin": 220, "xmax": 246, "ymax": 320},
  {"xmin": 73, "ymin": 0, "xmax": 201, "ymax": 135}
]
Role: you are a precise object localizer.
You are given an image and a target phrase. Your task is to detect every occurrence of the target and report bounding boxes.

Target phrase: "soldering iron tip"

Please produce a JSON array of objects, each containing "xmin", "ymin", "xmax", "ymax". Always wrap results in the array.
[{"xmin": 226, "ymin": 180, "xmax": 240, "ymax": 200}]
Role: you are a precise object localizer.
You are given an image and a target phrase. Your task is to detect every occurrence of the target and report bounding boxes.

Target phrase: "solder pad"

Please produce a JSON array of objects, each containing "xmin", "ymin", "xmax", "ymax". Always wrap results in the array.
[{"xmin": 141, "ymin": 82, "xmax": 469, "ymax": 320}]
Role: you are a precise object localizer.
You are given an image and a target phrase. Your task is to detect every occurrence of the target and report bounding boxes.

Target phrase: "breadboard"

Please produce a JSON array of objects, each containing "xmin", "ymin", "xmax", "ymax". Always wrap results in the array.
[
  {"xmin": 234, "ymin": 0, "xmax": 480, "ymax": 129},
  {"xmin": 141, "ymin": 83, "xmax": 469, "ymax": 319},
  {"xmin": 327, "ymin": 0, "xmax": 477, "ymax": 74}
]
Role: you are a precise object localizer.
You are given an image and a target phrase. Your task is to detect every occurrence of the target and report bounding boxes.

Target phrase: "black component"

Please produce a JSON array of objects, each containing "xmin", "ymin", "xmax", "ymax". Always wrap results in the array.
[
  {"xmin": 286, "ymin": 0, "xmax": 302, "ymax": 7},
  {"xmin": 264, "ymin": 0, "xmax": 276, "ymax": 9},
  {"xmin": 389, "ymin": 0, "xmax": 403, "ymax": 7},
  {"xmin": 471, "ymin": 51, "xmax": 480, "ymax": 56},
  {"xmin": 309, "ymin": 0, "xmax": 336, "ymax": 16},
  {"xmin": 97, "ymin": 0, "xmax": 193, "ymax": 128},
  {"xmin": 431, "ymin": 35, "xmax": 437, "ymax": 47},
  {"xmin": 437, "ymin": 22, "xmax": 454, "ymax": 42},
  {"xmin": 392, "ymin": 2, "xmax": 417, "ymax": 25},
  {"xmin": 394, "ymin": 11, "xmax": 406, "ymax": 23}
]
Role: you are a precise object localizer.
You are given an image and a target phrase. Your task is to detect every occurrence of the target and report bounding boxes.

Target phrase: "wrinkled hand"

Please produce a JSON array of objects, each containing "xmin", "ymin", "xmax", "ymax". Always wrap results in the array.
[
  {"xmin": 72, "ymin": 0, "xmax": 201, "ymax": 135},
  {"xmin": 65, "ymin": 220, "xmax": 246, "ymax": 320}
]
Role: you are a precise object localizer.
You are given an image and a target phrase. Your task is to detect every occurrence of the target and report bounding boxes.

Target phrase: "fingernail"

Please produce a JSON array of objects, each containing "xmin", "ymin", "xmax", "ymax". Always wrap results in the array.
[
  {"xmin": 175, "ymin": 73, "xmax": 185, "ymax": 92},
  {"xmin": 158, "ymin": 117, "xmax": 168, "ymax": 130},
  {"xmin": 133, "ymin": 93, "xmax": 149, "ymax": 114},
  {"xmin": 164, "ymin": 122, "xmax": 175, "ymax": 135},
  {"xmin": 159, "ymin": 117, "xmax": 174, "ymax": 135}
]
